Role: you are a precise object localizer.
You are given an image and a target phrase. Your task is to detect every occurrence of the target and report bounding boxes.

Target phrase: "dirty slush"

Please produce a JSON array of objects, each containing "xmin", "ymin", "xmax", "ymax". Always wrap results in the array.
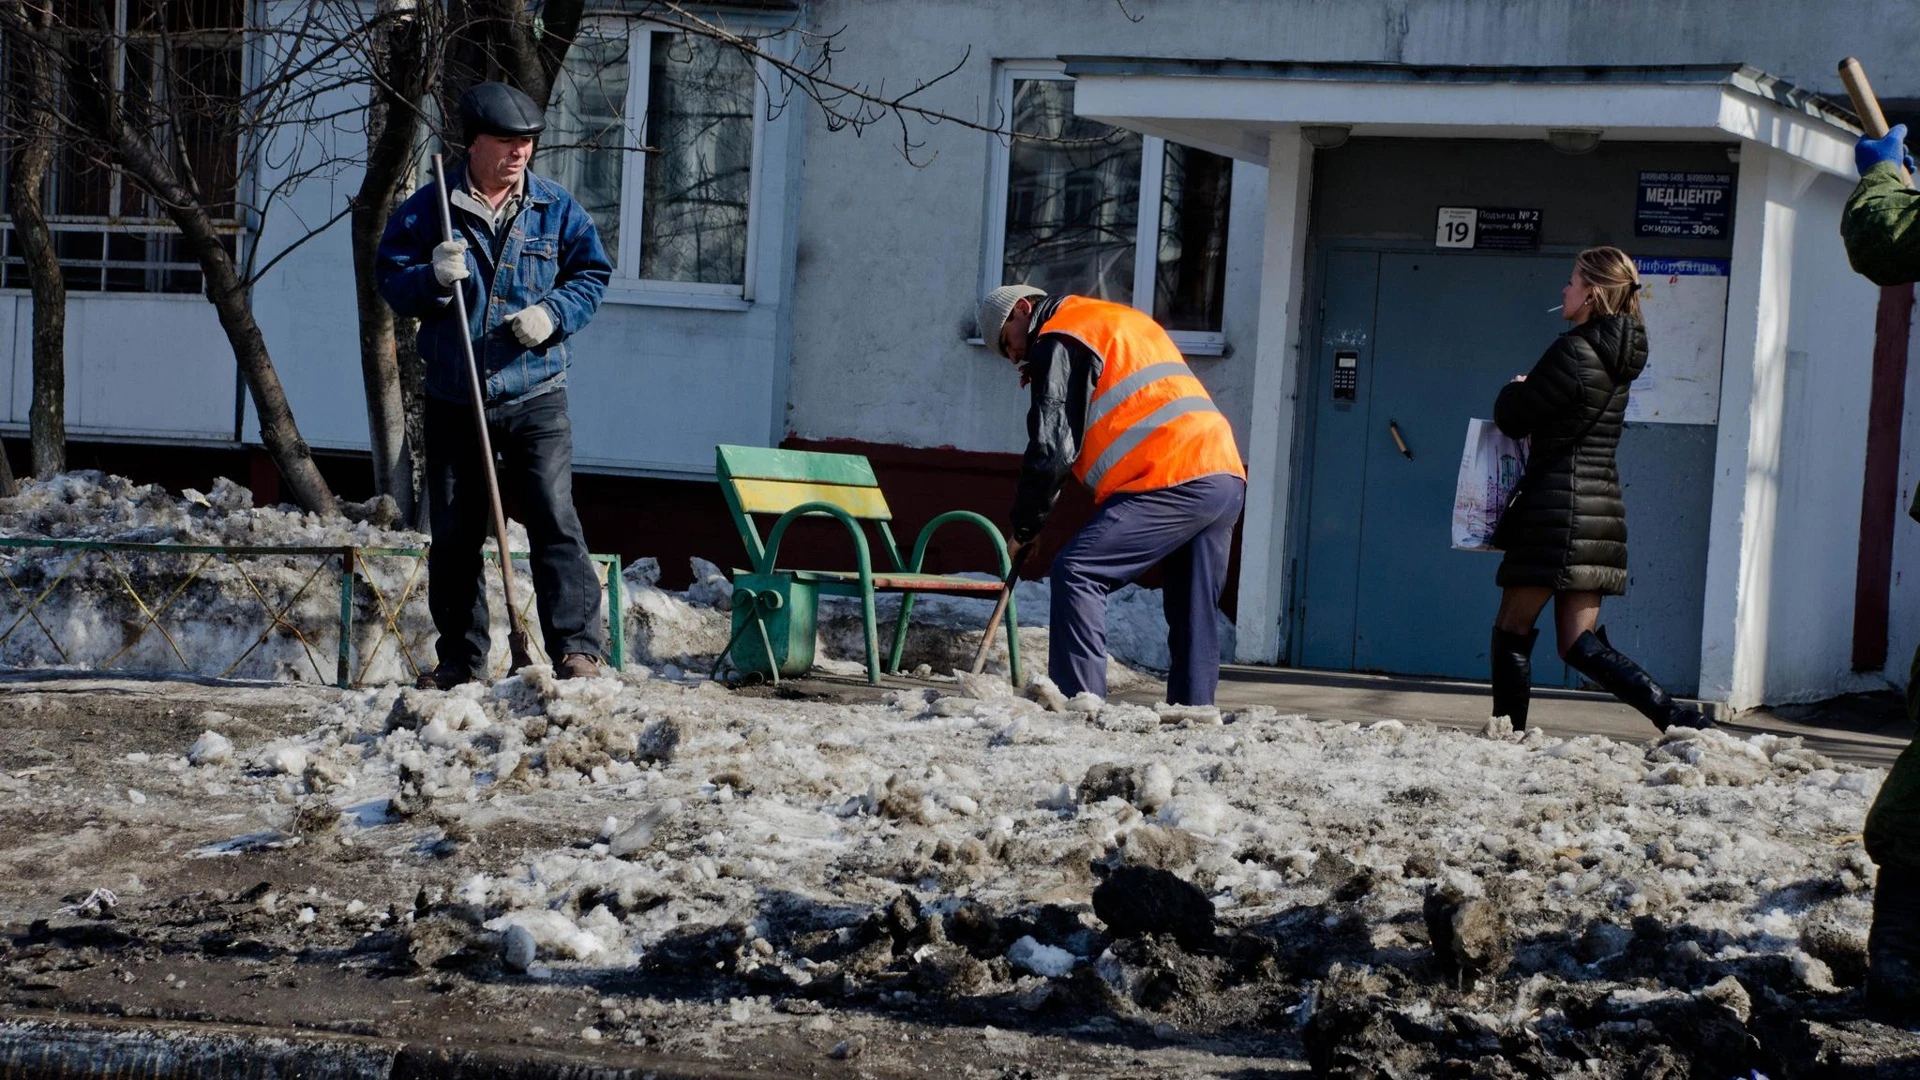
[{"xmin": 0, "ymin": 475, "xmax": 1915, "ymax": 1077}]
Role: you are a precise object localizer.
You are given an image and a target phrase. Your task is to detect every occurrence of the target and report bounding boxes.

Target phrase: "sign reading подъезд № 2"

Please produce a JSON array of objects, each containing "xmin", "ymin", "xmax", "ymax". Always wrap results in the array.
[{"xmin": 1635, "ymin": 171, "xmax": 1732, "ymax": 239}]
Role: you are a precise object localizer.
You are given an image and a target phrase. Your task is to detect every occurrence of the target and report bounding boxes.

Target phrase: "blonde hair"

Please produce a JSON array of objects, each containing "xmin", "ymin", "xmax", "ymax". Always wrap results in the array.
[{"xmin": 1575, "ymin": 246, "xmax": 1641, "ymax": 320}]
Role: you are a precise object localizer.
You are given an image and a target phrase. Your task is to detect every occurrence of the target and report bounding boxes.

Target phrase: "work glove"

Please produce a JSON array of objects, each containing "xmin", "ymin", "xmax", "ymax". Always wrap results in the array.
[
  {"xmin": 505, "ymin": 304, "xmax": 555, "ymax": 347},
  {"xmin": 1857, "ymin": 123, "xmax": 1918, "ymax": 178},
  {"xmin": 431, "ymin": 239, "xmax": 470, "ymax": 287}
]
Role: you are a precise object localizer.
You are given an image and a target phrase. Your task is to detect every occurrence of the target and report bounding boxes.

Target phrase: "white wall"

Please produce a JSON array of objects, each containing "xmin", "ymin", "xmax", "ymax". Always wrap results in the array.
[
  {"xmin": 1701, "ymin": 151, "xmax": 1881, "ymax": 709},
  {"xmin": 0, "ymin": 294, "xmax": 236, "ymax": 442},
  {"xmin": 1762, "ymin": 171, "xmax": 1881, "ymax": 701}
]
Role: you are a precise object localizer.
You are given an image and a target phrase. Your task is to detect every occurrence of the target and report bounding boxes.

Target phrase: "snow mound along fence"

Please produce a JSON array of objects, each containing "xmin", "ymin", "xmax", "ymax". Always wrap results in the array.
[{"xmin": 0, "ymin": 537, "xmax": 627, "ymax": 687}]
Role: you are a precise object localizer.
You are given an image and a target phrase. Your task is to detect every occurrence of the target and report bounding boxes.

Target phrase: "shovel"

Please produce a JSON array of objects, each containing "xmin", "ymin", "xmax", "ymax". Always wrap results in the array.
[
  {"xmin": 430, "ymin": 153, "xmax": 535, "ymax": 673},
  {"xmin": 969, "ymin": 543, "xmax": 1030, "ymax": 676},
  {"xmin": 1840, "ymin": 57, "xmax": 1912, "ymax": 185}
]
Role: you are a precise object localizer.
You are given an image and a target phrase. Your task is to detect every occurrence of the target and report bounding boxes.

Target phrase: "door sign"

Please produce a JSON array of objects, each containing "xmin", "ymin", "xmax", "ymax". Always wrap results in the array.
[
  {"xmin": 1435, "ymin": 207, "xmax": 1476, "ymax": 248},
  {"xmin": 1624, "ymin": 257, "xmax": 1728, "ymax": 425},
  {"xmin": 1635, "ymin": 172, "xmax": 1732, "ymax": 239},
  {"xmin": 1434, "ymin": 206, "xmax": 1542, "ymax": 251}
]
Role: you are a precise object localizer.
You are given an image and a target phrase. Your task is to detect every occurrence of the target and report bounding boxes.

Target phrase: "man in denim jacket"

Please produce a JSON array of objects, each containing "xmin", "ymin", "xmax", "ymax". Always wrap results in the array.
[{"xmin": 377, "ymin": 82, "xmax": 612, "ymax": 689}]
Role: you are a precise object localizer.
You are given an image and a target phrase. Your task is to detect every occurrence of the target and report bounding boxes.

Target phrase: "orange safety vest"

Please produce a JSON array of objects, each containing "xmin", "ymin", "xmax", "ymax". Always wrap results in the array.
[{"xmin": 1039, "ymin": 296, "xmax": 1246, "ymax": 504}]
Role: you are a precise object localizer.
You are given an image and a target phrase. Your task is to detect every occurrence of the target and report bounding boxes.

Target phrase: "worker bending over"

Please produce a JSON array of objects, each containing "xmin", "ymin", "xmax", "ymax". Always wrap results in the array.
[{"xmin": 978, "ymin": 285, "xmax": 1246, "ymax": 706}]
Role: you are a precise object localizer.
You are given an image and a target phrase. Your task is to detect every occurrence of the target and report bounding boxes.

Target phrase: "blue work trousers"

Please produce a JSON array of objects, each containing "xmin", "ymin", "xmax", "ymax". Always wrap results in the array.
[{"xmin": 1049, "ymin": 473, "xmax": 1245, "ymax": 704}]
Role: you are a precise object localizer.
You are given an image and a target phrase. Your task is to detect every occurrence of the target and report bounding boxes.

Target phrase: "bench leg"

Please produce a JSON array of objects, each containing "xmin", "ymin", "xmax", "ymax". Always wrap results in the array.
[
  {"xmin": 1005, "ymin": 592, "xmax": 1022, "ymax": 686},
  {"xmin": 861, "ymin": 582, "xmax": 881, "ymax": 686},
  {"xmin": 888, "ymin": 593, "xmax": 917, "ymax": 675}
]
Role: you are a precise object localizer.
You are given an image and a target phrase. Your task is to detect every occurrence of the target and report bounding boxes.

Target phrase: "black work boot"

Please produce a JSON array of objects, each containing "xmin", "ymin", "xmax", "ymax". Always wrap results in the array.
[
  {"xmin": 1564, "ymin": 627, "xmax": 1712, "ymax": 732},
  {"xmin": 1868, "ymin": 864, "xmax": 1920, "ymax": 1025},
  {"xmin": 415, "ymin": 664, "xmax": 476, "ymax": 691},
  {"xmin": 1490, "ymin": 627, "xmax": 1539, "ymax": 731}
]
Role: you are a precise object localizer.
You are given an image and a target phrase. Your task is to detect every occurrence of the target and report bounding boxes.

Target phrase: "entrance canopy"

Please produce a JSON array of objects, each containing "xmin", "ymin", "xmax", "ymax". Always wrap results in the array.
[{"xmin": 1061, "ymin": 60, "xmax": 1861, "ymax": 178}]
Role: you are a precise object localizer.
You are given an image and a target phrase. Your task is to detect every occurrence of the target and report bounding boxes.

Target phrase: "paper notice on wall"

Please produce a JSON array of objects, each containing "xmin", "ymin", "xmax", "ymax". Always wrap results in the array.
[{"xmin": 1625, "ymin": 257, "xmax": 1727, "ymax": 425}]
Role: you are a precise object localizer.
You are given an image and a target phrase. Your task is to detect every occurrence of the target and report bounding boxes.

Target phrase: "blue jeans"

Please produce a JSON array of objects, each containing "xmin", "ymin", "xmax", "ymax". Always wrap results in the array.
[
  {"xmin": 1049, "ymin": 473, "xmax": 1245, "ymax": 704},
  {"xmin": 425, "ymin": 390, "xmax": 603, "ymax": 675}
]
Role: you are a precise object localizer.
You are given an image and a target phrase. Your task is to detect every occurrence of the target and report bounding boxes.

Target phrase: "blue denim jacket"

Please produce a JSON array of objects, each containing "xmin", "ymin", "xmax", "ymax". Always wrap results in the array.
[{"xmin": 376, "ymin": 167, "xmax": 612, "ymax": 407}]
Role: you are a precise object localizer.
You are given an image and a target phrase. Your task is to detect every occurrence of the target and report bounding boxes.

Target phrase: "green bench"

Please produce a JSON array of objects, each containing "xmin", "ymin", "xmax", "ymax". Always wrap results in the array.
[{"xmin": 715, "ymin": 444, "xmax": 1021, "ymax": 686}]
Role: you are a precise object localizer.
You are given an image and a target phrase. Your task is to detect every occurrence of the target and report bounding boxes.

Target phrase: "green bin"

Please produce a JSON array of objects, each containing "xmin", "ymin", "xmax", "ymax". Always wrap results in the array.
[{"xmin": 728, "ymin": 571, "xmax": 818, "ymax": 679}]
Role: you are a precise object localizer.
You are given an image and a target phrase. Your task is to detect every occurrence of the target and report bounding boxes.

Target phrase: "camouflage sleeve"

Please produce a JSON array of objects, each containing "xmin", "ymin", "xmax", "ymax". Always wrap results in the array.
[{"xmin": 1843, "ymin": 162, "xmax": 1920, "ymax": 287}]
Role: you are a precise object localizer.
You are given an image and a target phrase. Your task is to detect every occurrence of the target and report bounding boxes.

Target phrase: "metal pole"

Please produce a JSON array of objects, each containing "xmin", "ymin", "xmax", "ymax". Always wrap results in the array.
[
  {"xmin": 605, "ymin": 555, "xmax": 625, "ymax": 671},
  {"xmin": 430, "ymin": 153, "xmax": 534, "ymax": 672},
  {"xmin": 337, "ymin": 548, "xmax": 354, "ymax": 688}
]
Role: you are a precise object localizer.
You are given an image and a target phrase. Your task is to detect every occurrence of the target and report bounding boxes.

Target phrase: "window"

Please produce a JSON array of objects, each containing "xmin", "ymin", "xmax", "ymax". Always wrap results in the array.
[
  {"xmin": 1, "ymin": 0, "xmax": 246, "ymax": 294},
  {"xmin": 541, "ymin": 24, "xmax": 761, "ymax": 303},
  {"xmin": 986, "ymin": 64, "xmax": 1234, "ymax": 349}
]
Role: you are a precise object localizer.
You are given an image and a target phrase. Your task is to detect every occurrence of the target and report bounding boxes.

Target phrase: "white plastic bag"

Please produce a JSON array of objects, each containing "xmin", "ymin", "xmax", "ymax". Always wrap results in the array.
[{"xmin": 1451, "ymin": 418, "xmax": 1528, "ymax": 552}]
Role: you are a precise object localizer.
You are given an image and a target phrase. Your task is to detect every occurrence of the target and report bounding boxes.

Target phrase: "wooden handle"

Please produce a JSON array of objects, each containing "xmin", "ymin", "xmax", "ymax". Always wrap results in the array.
[
  {"xmin": 431, "ymin": 154, "xmax": 533, "ymax": 670},
  {"xmin": 969, "ymin": 586, "xmax": 1015, "ymax": 676},
  {"xmin": 1839, "ymin": 57, "xmax": 1911, "ymax": 186},
  {"xmin": 1841, "ymin": 57, "xmax": 1892, "ymax": 138},
  {"xmin": 969, "ymin": 544, "xmax": 1029, "ymax": 676}
]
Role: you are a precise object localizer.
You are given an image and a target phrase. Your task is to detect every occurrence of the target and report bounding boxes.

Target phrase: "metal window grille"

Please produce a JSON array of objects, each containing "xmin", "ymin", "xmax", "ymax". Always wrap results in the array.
[{"xmin": 0, "ymin": 0, "xmax": 247, "ymax": 294}]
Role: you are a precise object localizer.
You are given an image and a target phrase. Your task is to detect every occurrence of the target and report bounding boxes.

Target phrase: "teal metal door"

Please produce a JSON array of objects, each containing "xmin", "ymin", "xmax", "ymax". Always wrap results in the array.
[{"xmin": 1297, "ymin": 249, "xmax": 1572, "ymax": 681}]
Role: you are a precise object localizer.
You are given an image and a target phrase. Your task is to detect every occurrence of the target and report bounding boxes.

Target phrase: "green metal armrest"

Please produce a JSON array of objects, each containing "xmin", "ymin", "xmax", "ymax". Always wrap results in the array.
[
  {"xmin": 906, "ymin": 510, "xmax": 1012, "ymax": 577},
  {"xmin": 760, "ymin": 501, "xmax": 876, "ymax": 580},
  {"xmin": 894, "ymin": 510, "xmax": 1020, "ymax": 685}
]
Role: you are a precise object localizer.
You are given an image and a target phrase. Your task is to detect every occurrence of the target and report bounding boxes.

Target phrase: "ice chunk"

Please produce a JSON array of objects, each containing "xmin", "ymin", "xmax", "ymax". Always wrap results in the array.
[
  {"xmin": 188, "ymin": 730, "xmax": 234, "ymax": 767},
  {"xmin": 1007, "ymin": 935, "xmax": 1077, "ymax": 977}
]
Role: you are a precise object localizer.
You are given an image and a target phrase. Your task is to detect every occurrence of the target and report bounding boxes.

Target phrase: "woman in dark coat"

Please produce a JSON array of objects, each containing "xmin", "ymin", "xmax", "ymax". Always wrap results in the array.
[{"xmin": 1488, "ymin": 246, "xmax": 1711, "ymax": 733}]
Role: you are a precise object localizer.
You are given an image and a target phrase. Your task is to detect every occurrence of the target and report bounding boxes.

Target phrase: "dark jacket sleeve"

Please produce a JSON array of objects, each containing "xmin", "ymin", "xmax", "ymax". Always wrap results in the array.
[
  {"xmin": 1494, "ymin": 336, "xmax": 1586, "ymax": 440},
  {"xmin": 376, "ymin": 186, "xmax": 458, "ymax": 320},
  {"xmin": 1843, "ymin": 162, "xmax": 1920, "ymax": 287},
  {"xmin": 1008, "ymin": 335, "xmax": 1097, "ymax": 543}
]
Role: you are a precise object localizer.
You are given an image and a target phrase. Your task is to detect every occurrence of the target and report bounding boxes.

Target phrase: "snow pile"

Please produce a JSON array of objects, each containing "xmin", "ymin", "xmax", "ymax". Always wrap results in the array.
[
  {"xmin": 0, "ymin": 473, "xmax": 702, "ymax": 684},
  {"xmin": 816, "ymin": 577, "xmax": 1233, "ymax": 684},
  {"xmin": 166, "ymin": 667, "xmax": 1882, "ymax": 1063},
  {"xmin": 0, "ymin": 472, "xmax": 466, "ymax": 682}
]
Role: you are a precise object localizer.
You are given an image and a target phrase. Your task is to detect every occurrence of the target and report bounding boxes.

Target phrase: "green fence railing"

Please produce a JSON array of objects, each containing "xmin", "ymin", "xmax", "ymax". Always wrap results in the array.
[{"xmin": 0, "ymin": 538, "xmax": 624, "ymax": 688}]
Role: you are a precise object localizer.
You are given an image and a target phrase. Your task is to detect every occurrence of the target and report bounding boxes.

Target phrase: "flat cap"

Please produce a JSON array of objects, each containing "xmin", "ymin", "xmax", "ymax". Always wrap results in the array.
[{"xmin": 459, "ymin": 81, "xmax": 546, "ymax": 141}]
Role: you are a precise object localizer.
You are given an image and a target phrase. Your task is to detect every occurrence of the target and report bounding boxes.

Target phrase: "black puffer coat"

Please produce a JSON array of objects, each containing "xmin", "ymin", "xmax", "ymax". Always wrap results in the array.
[{"xmin": 1492, "ymin": 313, "xmax": 1646, "ymax": 596}]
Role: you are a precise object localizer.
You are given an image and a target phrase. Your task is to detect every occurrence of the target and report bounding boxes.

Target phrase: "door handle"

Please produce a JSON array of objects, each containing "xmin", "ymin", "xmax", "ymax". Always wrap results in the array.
[{"xmin": 1389, "ymin": 420, "xmax": 1413, "ymax": 460}]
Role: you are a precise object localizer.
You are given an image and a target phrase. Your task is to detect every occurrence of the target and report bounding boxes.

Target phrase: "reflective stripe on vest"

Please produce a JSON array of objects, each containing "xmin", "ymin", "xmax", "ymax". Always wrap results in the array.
[
  {"xmin": 1037, "ymin": 296, "xmax": 1246, "ymax": 503},
  {"xmin": 1082, "ymin": 395, "xmax": 1221, "ymax": 493}
]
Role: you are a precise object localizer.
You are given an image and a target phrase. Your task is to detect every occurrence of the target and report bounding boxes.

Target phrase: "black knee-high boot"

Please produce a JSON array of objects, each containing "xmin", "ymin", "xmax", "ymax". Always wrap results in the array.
[
  {"xmin": 1490, "ymin": 628, "xmax": 1538, "ymax": 731},
  {"xmin": 1564, "ymin": 627, "xmax": 1712, "ymax": 732}
]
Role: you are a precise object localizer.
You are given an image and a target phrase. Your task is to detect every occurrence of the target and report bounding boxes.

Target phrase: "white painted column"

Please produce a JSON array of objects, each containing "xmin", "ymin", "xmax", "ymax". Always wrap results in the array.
[
  {"xmin": 1697, "ymin": 146, "xmax": 1804, "ymax": 709},
  {"xmin": 1233, "ymin": 127, "xmax": 1314, "ymax": 664}
]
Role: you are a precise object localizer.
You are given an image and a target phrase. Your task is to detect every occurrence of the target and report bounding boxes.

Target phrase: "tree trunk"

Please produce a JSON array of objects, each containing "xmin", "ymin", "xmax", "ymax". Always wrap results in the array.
[
  {"xmin": 351, "ymin": 7, "xmax": 429, "ymax": 521},
  {"xmin": 108, "ymin": 125, "xmax": 337, "ymax": 517},
  {"xmin": 6, "ymin": 0, "xmax": 65, "ymax": 479}
]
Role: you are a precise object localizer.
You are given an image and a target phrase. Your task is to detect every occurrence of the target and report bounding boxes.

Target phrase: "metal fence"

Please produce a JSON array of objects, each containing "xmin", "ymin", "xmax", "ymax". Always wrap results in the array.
[{"xmin": 0, "ymin": 538, "xmax": 625, "ymax": 688}]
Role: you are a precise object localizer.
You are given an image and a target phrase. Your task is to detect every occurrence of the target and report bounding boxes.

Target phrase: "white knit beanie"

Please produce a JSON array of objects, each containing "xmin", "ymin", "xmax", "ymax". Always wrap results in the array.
[{"xmin": 978, "ymin": 284, "xmax": 1047, "ymax": 359}]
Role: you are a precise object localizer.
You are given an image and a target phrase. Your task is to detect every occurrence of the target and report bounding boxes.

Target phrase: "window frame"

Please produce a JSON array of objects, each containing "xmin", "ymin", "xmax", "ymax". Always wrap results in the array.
[
  {"xmin": 982, "ymin": 61, "xmax": 1228, "ymax": 356},
  {"xmin": 558, "ymin": 17, "xmax": 769, "ymax": 310},
  {"xmin": 0, "ymin": 0, "xmax": 251, "ymax": 297}
]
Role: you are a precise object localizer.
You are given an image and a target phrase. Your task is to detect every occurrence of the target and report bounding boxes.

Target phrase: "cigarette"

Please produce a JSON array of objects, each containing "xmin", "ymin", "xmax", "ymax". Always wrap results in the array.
[{"xmin": 1545, "ymin": 304, "xmax": 1563, "ymax": 312}]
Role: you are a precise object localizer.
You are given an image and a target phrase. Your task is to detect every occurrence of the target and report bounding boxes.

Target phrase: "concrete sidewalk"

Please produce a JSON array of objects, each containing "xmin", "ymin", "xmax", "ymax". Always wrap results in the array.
[
  {"xmin": 1126, "ymin": 665, "xmax": 1914, "ymax": 769},
  {"xmin": 770, "ymin": 663, "xmax": 1913, "ymax": 770}
]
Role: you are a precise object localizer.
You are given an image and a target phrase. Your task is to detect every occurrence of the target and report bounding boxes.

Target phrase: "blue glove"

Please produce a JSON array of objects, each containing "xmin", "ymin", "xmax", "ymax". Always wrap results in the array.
[{"xmin": 1858, "ymin": 123, "xmax": 1917, "ymax": 177}]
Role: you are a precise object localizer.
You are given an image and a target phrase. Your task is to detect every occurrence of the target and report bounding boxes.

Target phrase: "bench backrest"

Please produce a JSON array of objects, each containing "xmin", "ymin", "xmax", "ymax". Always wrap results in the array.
[{"xmin": 716, "ymin": 444, "xmax": 894, "ymax": 569}]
